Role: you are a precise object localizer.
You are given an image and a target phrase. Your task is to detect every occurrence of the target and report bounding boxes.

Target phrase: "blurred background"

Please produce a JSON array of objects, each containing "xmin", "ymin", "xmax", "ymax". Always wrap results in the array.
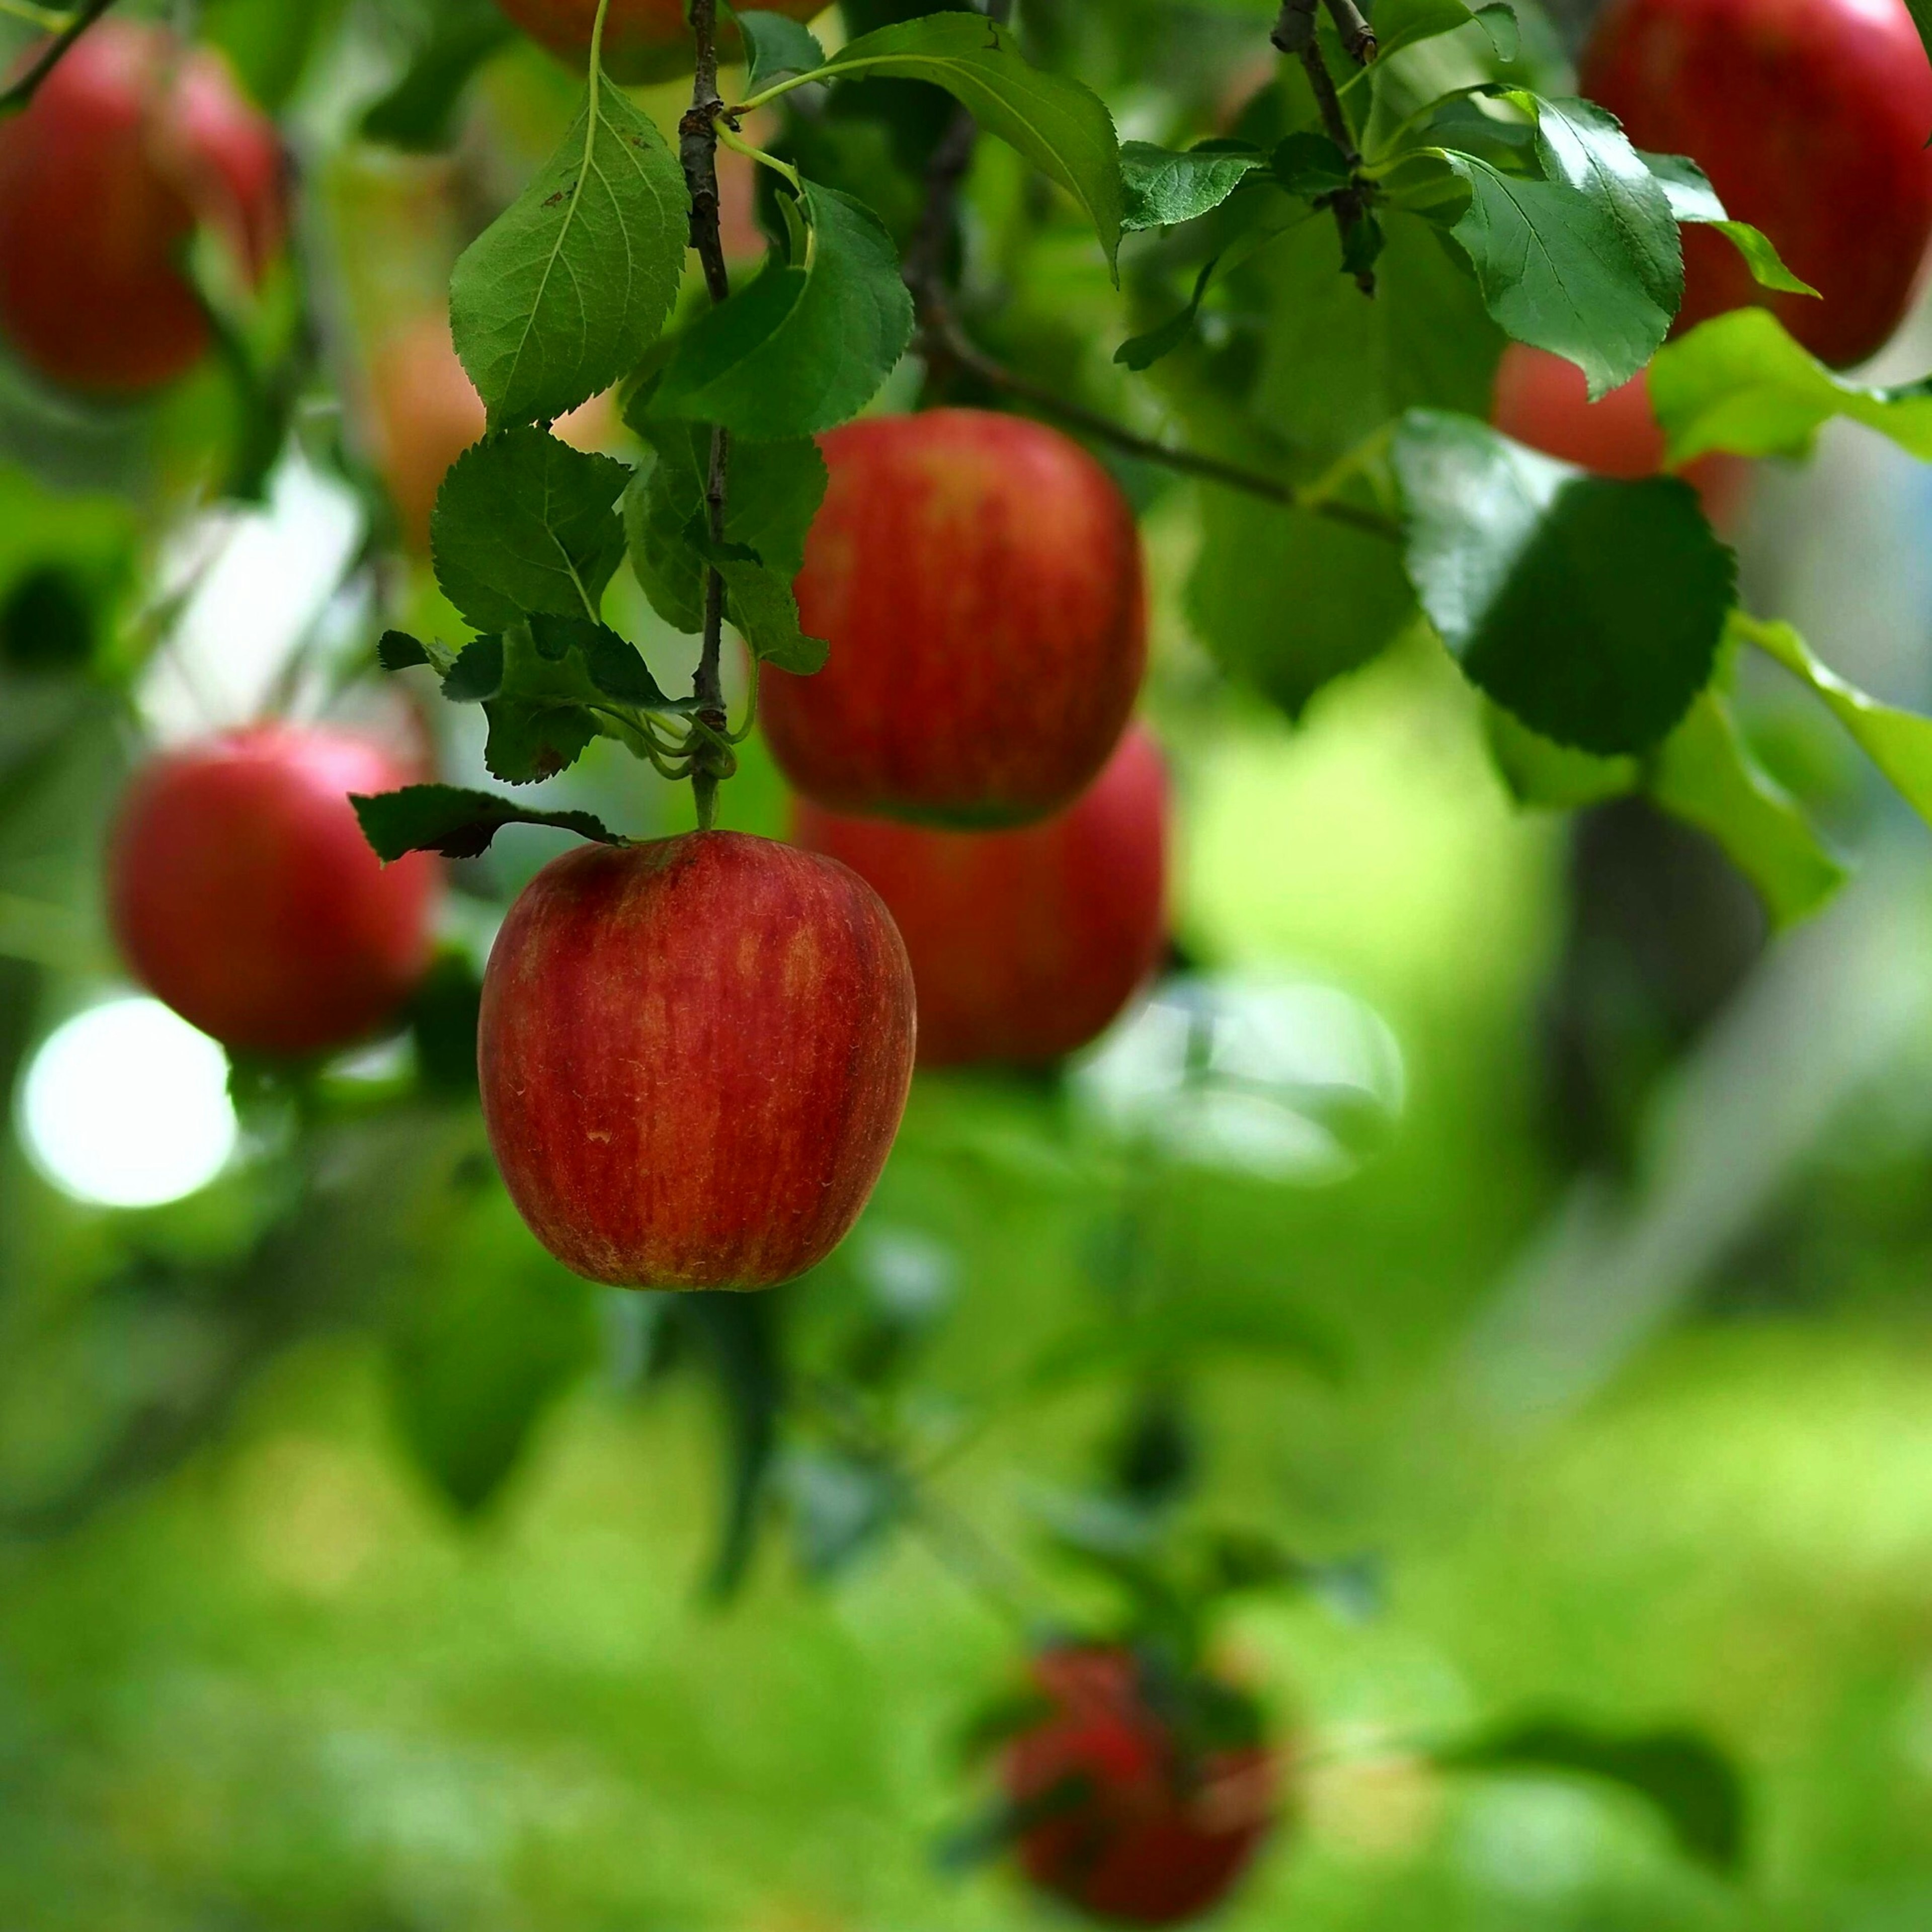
[{"xmin": 7, "ymin": 1, "xmax": 1932, "ymax": 1927}]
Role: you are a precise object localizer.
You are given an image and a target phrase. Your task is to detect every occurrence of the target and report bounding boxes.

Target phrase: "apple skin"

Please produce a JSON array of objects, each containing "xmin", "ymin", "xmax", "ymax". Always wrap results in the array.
[
  {"xmin": 108, "ymin": 728, "xmax": 440, "ymax": 1058},
  {"xmin": 1580, "ymin": 0, "xmax": 1932, "ymax": 369},
  {"xmin": 478, "ymin": 832, "xmax": 916, "ymax": 1291},
  {"xmin": 493, "ymin": 0, "xmax": 825, "ymax": 83},
  {"xmin": 1003, "ymin": 1646, "xmax": 1278, "ymax": 1927},
  {"xmin": 792, "ymin": 723, "xmax": 1168, "ymax": 1068},
  {"xmin": 767, "ymin": 410, "xmax": 1148, "ymax": 830},
  {"xmin": 0, "ymin": 22, "xmax": 285, "ymax": 396},
  {"xmin": 1491, "ymin": 343, "xmax": 1749, "ymax": 526}
]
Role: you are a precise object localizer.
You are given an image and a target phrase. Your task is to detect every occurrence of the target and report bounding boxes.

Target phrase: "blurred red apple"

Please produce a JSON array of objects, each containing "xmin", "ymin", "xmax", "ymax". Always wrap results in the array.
[
  {"xmin": 768, "ymin": 410, "xmax": 1148, "ymax": 829},
  {"xmin": 109, "ymin": 727, "xmax": 440, "ymax": 1057},
  {"xmin": 1580, "ymin": 0, "xmax": 1932, "ymax": 368},
  {"xmin": 1004, "ymin": 1645, "xmax": 1278, "ymax": 1926},
  {"xmin": 478, "ymin": 832, "xmax": 916, "ymax": 1290},
  {"xmin": 1491, "ymin": 343, "xmax": 1749, "ymax": 526},
  {"xmin": 493, "ymin": 0, "xmax": 825, "ymax": 83},
  {"xmin": 793, "ymin": 723, "xmax": 1168, "ymax": 1067},
  {"xmin": 0, "ymin": 21, "xmax": 285, "ymax": 396}
]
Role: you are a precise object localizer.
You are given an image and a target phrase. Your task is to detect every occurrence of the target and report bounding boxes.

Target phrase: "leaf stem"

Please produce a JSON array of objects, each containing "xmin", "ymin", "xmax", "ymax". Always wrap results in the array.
[
  {"xmin": 0, "ymin": 0, "xmax": 124, "ymax": 116},
  {"xmin": 712, "ymin": 116, "xmax": 802, "ymax": 196},
  {"xmin": 679, "ymin": 0, "xmax": 736, "ymax": 832}
]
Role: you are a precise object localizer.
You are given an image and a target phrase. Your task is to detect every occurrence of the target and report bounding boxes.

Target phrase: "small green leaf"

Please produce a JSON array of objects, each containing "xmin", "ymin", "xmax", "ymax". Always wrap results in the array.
[
  {"xmin": 1440, "ymin": 1719, "xmax": 1747, "ymax": 1873},
  {"xmin": 1736, "ymin": 611, "xmax": 1932, "ymax": 829},
  {"xmin": 351, "ymin": 784, "xmax": 626, "ymax": 861},
  {"xmin": 650, "ymin": 185, "xmax": 914, "ymax": 441},
  {"xmin": 449, "ymin": 72, "xmax": 689, "ymax": 429},
  {"xmin": 1649, "ymin": 309, "xmax": 1932, "ymax": 467},
  {"xmin": 1427, "ymin": 94, "xmax": 1681, "ymax": 396},
  {"xmin": 524, "ymin": 612, "xmax": 690, "ymax": 710},
  {"xmin": 1395, "ymin": 410, "xmax": 1735, "ymax": 755},
  {"xmin": 1370, "ymin": 0, "xmax": 1505, "ymax": 58},
  {"xmin": 431, "ymin": 429, "xmax": 631, "ymax": 632},
  {"xmin": 1118, "ymin": 140, "xmax": 1263, "ymax": 232},
  {"xmin": 805, "ymin": 14, "xmax": 1125, "ymax": 272},
  {"xmin": 1115, "ymin": 258, "xmax": 1219, "ymax": 371},
  {"xmin": 479, "ymin": 626, "xmax": 613, "ymax": 784},
  {"xmin": 377, "ymin": 628, "xmax": 432, "ymax": 671},
  {"xmin": 1641, "ymin": 153, "xmax": 1818, "ymax": 297},
  {"xmin": 1649, "ymin": 689, "xmax": 1846, "ymax": 926},
  {"xmin": 1271, "ymin": 131, "xmax": 1352, "ymax": 199},
  {"xmin": 734, "ymin": 8, "xmax": 825, "ymax": 92},
  {"xmin": 440, "ymin": 631, "xmax": 505, "ymax": 701},
  {"xmin": 625, "ymin": 422, "xmax": 828, "ymax": 630},
  {"xmin": 719, "ymin": 555, "xmax": 828, "ymax": 672}
]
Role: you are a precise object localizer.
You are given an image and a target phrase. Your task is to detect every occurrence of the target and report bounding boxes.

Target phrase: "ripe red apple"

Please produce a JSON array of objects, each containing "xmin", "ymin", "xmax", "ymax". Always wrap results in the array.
[
  {"xmin": 0, "ymin": 21, "xmax": 285, "ymax": 396},
  {"xmin": 493, "ymin": 0, "xmax": 826, "ymax": 83},
  {"xmin": 1580, "ymin": 0, "xmax": 1932, "ymax": 369},
  {"xmin": 1003, "ymin": 1645, "xmax": 1278, "ymax": 1926},
  {"xmin": 478, "ymin": 832, "xmax": 916, "ymax": 1290},
  {"xmin": 767, "ymin": 410, "xmax": 1148, "ymax": 830},
  {"xmin": 109, "ymin": 727, "xmax": 440, "ymax": 1057},
  {"xmin": 1491, "ymin": 343, "xmax": 1749, "ymax": 526},
  {"xmin": 792, "ymin": 723, "xmax": 1168, "ymax": 1067}
]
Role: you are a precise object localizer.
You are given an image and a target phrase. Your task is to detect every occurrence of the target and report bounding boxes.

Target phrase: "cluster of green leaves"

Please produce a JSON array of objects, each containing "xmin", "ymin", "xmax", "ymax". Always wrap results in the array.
[{"xmin": 362, "ymin": 8, "xmax": 1147, "ymax": 860}]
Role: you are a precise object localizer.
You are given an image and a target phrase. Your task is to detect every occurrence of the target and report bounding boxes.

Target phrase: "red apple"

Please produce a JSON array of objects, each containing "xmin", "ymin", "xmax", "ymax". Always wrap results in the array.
[
  {"xmin": 1004, "ymin": 1645, "xmax": 1278, "ymax": 1926},
  {"xmin": 0, "ymin": 21, "xmax": 285, "ymax": 396},
  {"xmin": 1491, "ymin": 343, "xmax": 1749, "ymax": 526},
  {"xmin": 478, "ymin": 832, "xmax": 916, "ymax": 1290},
  {"xmin": 108, "ymin": 727, "xmax": 440, "ymax": 1057},
  {"xmin": 493, "ymin": 0, "xmax": 826, "ymax": 83},
  {"xmin": 767, "ymin": 410, "xmax": 1148, "ymax": 829},
  {"xmin": 792, "ymin": 723, "xmax": 1168, "ymax": 1067},
  {"xmin": 1580, "ymin": 0, "xmax": 1932, "ymax": 369}
]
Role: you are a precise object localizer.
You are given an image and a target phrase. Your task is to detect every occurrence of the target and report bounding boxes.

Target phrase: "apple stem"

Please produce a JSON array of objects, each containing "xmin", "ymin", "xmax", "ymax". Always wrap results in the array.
[
  {"xmin": 0, "ymin": 0, "xmax": 125, "ymax": 116},
  {"xmin": 679, "ymin": 0, "xmax": 737, "ymax": 834}
]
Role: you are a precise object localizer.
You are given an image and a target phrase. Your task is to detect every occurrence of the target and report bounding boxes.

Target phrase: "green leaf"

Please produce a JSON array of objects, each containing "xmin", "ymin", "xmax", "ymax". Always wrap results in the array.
[
  {"xmin": 804, "ymin": 14, "xmax": 1125, "ymax": 272},
  {"xmin": 1640, "ymin": 152, "xmax": 1818, "ymax": 298},
  {"xmin": 524, "ymin": 612, "xmax": 691, "ymax": 709},
  {"xmin": 1271, "ymin": 131, "xmax": 1352, "ymax": 199},
  {"xmin": 440, "ymin": 631, "xmax": 505, "ymax": 700},
  {"xmin": 734, "ymin": 8, "xmax": 825, "ymax": 92},
  {"xmin": 1115, "ymin": 258, "xmax": 1218, "ymax": 372},
  {"xmin": 1440, "ymin": 1719, "xmax": 1747, "ymax": 1872},
  {"xmin": 359, "ymin": 0, "xmax": 513, "ymax": 151},
  {"xmin": 1427, "ymin": 94, "xmax": 1681, "ymax": 396},
  {"xmin": 674, "ymin": 1294, "xmax": 785, "ymax": 1599},
  {"xmin": 479, "ymin": 626, "xmax": 609, "ymax": 784},
  {"xmin": 1485, "ymin": 704, "xmax": 1638, "ymax": 809},
  {"xmin": 389, "ymin": 1166, "xmax": 598, "ymax": 1516},
  {"xmin": 1118, "ymin": 140, "xmax": 1263, "ymax": 232},
  {"xmin": 351, "ymin": 784, "xmax": 626, "ymax": 861},
  {"xmin": 625, "ymin": 423, "xmax": 828, "ymax": 631},
  {"xmin": 1736, "ymin": 611, "xmax": 1932, "ymax": 828},
  {"xmin": 449, "ymin": 72, "xmax": 688, "ymax": 429},
  {"xmin": 1394, "ymin": 410, "xmax": 1735, "ymax": 755},
  {"xmin": 377, "ymin": 628, "xmax": 433, "ymax": 672},
  {"xmin": 1188, "ymin": 491, "xmax": 1416, "ymax": 717},
  {"xmin": 716, "ymin": 552, "xmax": 828, "ymax": 672},
  {"xmin": 650, "ymin": 185, "xmax": 914, "ymax": 441},
  {"xmin": 1370, "ymin": 0, "xmax": 1514, "ymax": 58},
  {"xmin": 1908, "ymin": 0, "xmax": 1932, "ymax": 65},
  {"xmin": 431, "ymin": 429, "xmax": 631, "ymax": 632},
  {"xmin": 1649, "ymin": 690, "xmax": 1846, "ymax": 926},
  {"xmin": 1648, "ymin": 309, "xmax": 1932, "ymax": 468}
]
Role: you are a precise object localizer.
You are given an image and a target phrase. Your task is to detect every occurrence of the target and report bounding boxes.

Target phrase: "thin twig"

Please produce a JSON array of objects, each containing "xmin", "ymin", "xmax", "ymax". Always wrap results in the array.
[
  {"xmin": 678, "ymin": 0, "xmax": 734, "ymax": 831},
  {"xmin": 922, "ymin": 315, "xmax": 1400, "ymax": 542},
  {"xmin": 0, "ymin": 0, "xmax": 123, "ymax": 115}
]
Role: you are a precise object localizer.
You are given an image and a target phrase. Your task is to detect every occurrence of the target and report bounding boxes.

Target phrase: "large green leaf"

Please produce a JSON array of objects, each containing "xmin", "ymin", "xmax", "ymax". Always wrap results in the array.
[
  {"xmin": 1420, "ymin": 94, "xmax": 1681, "ymax": 396},
  {"xmin": 1649, "ymin": 310, "xmax": 1932, "ymax": 467},
  {"xmin": 1441, "ymin": 1719, "xmax": 1747, "ymax": 1873},
  {"xmin": 734, "ymin": 8, "xmax": 825, "ymax": 90},
  {"xmin": 431, "ymin": 429, "xmax": 631, "ymax": 631},
  {"xmin": 799, "ymin": 14, "xmax": 1125, "ymax": 271},
  {"xmin": 450, "ymin": 73, "xmax": 688, "ymax": 430},
  {"xmin": 1736, "ymin": 612, "xmax": 1932, "ymax": 829},
  {"xmin": 650, "ymin": 185, "xmax": 914, "ymax": 440},
  {"xmin": 1188, "ymin": 491, "xmax": 1416, "ymax": 717},
  {"xmin": 1394, "ymin": 411, "xmax": 1735, "ymax": 754}
]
